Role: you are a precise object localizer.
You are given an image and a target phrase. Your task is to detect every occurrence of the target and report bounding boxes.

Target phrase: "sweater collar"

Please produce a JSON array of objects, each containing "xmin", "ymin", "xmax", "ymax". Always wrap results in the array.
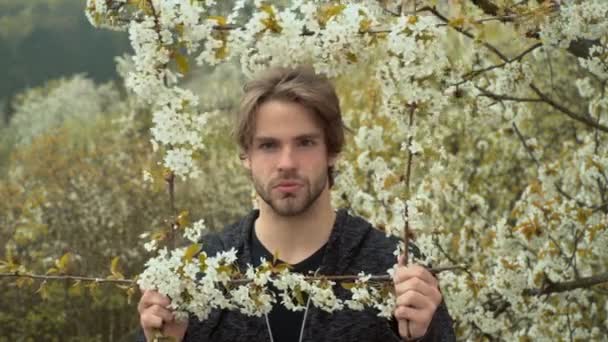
[{"xmin": 227, "ymin": 208, "xmax": 372, "ymax": 275}]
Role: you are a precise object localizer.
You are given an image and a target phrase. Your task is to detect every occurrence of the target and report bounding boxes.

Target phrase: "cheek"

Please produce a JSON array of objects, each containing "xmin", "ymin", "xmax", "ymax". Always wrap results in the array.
[{"xmin": 250, "ymin": 163, "xmax": 273, "ymax": 179}]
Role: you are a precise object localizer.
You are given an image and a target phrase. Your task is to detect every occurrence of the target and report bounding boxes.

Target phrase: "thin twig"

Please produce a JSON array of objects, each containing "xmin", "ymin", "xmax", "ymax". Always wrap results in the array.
[
  {"xmin": 418, "ymin": 6, "xmax": 509, "ymax": 62},
  {"xmin": 0, "ymin": 272, "xmax": 134, "ymax": 285},
  {"xmin": 164, "ymin": 170, "xmax": 177, "ymax": 249},
  {"xmin": 529, "ymin": 83, "xmax": 608, "ymax": 133},
  {"xmin": 0, "ymin": 266, "xmax": 466, "ymax": 286},
  {"xmin": 403, "ymin": 104, "xmax": 416, "ymax": 266},
  {"xmin": 478, "ymin": 85, "xmax": 608, "ymax": 133},
  {"xmin": 512, "ymin": 123, "xmax": 540, "ymax": 167},
  {"xmin": 456, "ymin": 43, "xmax": 542, "ymax": 86},
  {"xmin": 471, "ymin": 0, "xmax": 500, "ymax": 16},
  {"xmin": 476, "ymin": 86, "xmax": 543, "ymax": 103}
]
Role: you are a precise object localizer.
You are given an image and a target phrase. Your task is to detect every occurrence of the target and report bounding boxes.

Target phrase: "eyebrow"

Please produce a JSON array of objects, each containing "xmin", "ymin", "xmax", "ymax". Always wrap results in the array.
[{"xmin": 253, "ymin": 133, "xmax": 323, "ymax": 142}]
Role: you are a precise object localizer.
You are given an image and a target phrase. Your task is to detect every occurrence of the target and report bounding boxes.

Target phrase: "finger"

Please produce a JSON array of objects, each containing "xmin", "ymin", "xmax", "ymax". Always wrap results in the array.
[
  {"xmin": 395, "ymin": 289, "xmax": 435, "ymax": 310},
  {"xmin": 146, "ymin": 304, "xmax": 175, "ymax": 323},
  {"xmin": 393, "ymin": 264, "xmax": 438, "ymax": 288},
  {"xmin": 138, "ymin": 290, "xmax": 171, "ymax": 312},
  {"xmin": 394, "ymin": 305, "xmax": 434, "ymax": 326},
  {"xmin": 140, "ymin": 311, "xmax": 164, "ymax": 330},
  {"xmin": 395, "ymin": 277, "xmax": 442, "ymax": 304}
]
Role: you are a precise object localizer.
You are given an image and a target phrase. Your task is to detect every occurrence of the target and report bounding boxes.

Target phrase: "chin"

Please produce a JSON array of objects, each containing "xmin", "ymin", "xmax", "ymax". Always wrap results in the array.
[{"xmin": 271, "ymin": 201, "xmax": 309, "ymax": 217}]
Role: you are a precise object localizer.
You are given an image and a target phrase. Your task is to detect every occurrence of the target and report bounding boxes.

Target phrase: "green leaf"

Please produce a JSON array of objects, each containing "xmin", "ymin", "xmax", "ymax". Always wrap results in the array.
[
  {"xmin": 36, "ymin": 281, "xmax": 49, "ymax": 300},
  {"xmin": 345, "ymin": 52, "xmax": 358, "ymax": 63},
  {"xmin": 294, "ymin": 286, "xmax": 305, "ymax": 306},
  {"xmin": 198, "ymin": 253, "xmax": 208, "ymax": 272},
  {"xmin": 341, "ymin": 282, "xmax": 356, "ymax": 290},
  {"xmin": 152, "ymin": 229, "xmax": 168, "ymax": 242},
  {"xmin": 55, "ymin": 252, "xmax": 71, "ymax": 274},
  {"xmin": 208, "ymin": 15, "xmax": 227, "ymax": 26},
  {"xmin": 15, "ymin": 276, "xmax": 34, "ymax": 288},
  {"xmin": 318, "ymin": 4, "xmax": 346, "ymax": 27},
  {"xmin": 107, "ymin": 272, "xmax": 125, "ymax": 281},
  {"xmin": 177, "ymin": 210, "xmax": 190, "ymax": 227},
  {"xmin": 183, "ymin": 243, "xmax": 202, "ymax": 263},
  {"xmin": 69, "ymin": 280, "xmax": 82, "ymax": 297},
  {"xmin": 217, "ymin": 265, "xmax": 234, "ymax": 276},
  {"xmin": 174, "ymin": 53, "xmax": 189, "ymax": 75},
  {"xmin": 272, "ymin": 262, "xmax": 293, "ymax": 273},
  {"xmin": 126, "ymin": 286, "xmax": 137, "ymax": 305},
  {"xmin": 110, "ymin": 256, "xmax": 121, "ymax": 275},
  {"xmin": 0, "ymin": 259, "xmax": 11, "ymax": 273},
  {"xmin": 259, "ymin": 4, "xmax": 282, "ymax": 33},
  {"xmin": 272, "ymin": 249, "xmax": 280, "ymax": 265},
  {"xmin": 86, "ymin": 281, "xmax": 99, "ymax": 300}
]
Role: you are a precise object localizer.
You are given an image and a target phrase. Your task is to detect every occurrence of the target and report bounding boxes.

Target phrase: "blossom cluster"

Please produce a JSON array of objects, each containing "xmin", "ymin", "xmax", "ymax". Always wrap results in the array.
[{"xmin": 138, "ymin": 242, "xmax": 399, "ymax": 321}]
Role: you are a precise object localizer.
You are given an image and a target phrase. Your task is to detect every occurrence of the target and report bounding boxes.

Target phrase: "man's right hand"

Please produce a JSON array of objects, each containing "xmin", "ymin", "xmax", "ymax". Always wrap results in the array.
[{"xmin": 138, "ymin": 289, "xmax": 188, "ymax": 342}]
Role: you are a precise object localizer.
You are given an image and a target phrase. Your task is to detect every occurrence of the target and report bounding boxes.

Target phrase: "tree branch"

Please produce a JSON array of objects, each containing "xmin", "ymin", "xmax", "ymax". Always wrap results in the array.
[
  {"xmin": 403, "ymin": 104, "xmax": 416, "ymax": 266},
  {"xmin": 456, "ymin": 43, "xmax": 543, "ymax": 86},
  {"xmin": 476, "ymin": 86, "xmax": 543, "ymax": 103},
  {"xmin": 0, "ymin": 272, "xmax": 134, "ymax": 285},
  {"xmin": 471, "ymin": 0, "xmax": 500, "ymax": 16},
  {"xmin": 477, "ymin": 85, "xmax": 608, "ymax": 133},
  {"xmin": 0, "ymin": 266, "xmax": 465, "ymax": 286},
  {"xmin": 529, "ymin": 83, "xmax": 608, "ymax": 133},
  {"xmin": 523, "ymin": 271, "xmax": 608, "ymax": 296},
  {"xmin": 512, "ymin": 122, "xmax": 540, "ymax": 167},
  {"xmin": 418, "ymin": 6, "xmax": 509, "ymax": 62}
]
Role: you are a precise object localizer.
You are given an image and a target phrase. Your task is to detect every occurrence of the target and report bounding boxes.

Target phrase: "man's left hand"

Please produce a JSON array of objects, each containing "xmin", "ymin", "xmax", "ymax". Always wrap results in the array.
[{"xmin": 393, "ymin": 258, "xmax": 443, "ymax": 341}]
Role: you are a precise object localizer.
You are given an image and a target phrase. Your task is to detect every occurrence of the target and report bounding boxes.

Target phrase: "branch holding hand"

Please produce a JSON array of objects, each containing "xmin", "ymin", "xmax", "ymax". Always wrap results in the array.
[
  {"xmin": 138, "ymin": 289, "xmax": 188, "ymax": 342},
  {"xmin": 393, "ymin": 256, "xmax": 443, "ymax": 341}
]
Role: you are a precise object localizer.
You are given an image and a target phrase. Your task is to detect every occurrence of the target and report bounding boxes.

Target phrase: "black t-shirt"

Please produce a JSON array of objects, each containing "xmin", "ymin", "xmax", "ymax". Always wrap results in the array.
[{"xmin": 250, "ymin": 228, "xmax": 326, "ymax": 342}]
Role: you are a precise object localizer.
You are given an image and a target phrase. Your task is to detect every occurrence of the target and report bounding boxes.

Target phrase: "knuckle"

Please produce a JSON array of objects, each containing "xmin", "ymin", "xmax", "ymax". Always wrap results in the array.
[
  {"xmin": 140, "ymin": 313, "xmax": 157, "ymax": 329},
  {"xmin": 394, "ymin": 267, "xmax": 406, "ymax": 281},
  {"xmin": 394, "ymin": 306, "xmax": 407, "ymax": 318},
  {"xmin": 397, "ymin": 292, "xmax": 408, "ymax": 306},
  {"xmin": 413, "ymin": 267, "xmax": 426, "ymax": 279},
  {"xmin": 400, "ymin": 290, "xmax": 414, "ymax": 305}
]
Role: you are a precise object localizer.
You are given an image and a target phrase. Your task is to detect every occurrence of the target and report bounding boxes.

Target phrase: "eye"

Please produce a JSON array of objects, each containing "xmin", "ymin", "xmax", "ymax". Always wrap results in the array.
[
  {"xmin": 299, "ymin": 138, "xmax": 316, "ymax": 147},
  {"xmin": 258, "ymin": 141, "xmax": 277, "ymax": 150}
]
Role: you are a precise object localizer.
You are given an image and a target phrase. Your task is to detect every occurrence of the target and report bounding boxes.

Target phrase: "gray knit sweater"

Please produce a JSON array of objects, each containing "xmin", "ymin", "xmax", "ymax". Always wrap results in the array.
[{"xmin": 137, "ymin": 209, "xmax": 456, "ymax": 342}]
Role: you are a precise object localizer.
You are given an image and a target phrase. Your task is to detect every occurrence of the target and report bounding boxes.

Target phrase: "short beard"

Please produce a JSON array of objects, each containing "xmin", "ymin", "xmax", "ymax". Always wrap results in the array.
[{"xmin": 252, "ymin": 171, "xmax": 327, "ymax": 217}]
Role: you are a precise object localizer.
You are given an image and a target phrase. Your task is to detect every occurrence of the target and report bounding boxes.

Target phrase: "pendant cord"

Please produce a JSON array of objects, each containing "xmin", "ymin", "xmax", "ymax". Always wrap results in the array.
[
  {"xmin": 297, "ymin": 268, "xmax": 319, "ymax": 342},
  {"xmin": 264, "ymin": 268, "xmax": 320, "ymax": 342},
  {"xmin": 264, "ymin": 312, "xmax": 275, "ymax": 342}
]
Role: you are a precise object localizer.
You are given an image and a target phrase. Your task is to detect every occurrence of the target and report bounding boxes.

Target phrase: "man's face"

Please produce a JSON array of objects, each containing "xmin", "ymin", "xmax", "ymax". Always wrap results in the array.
[{"xmin": 243, "ymin": 99, "xmax": 335, "ymax": 217}]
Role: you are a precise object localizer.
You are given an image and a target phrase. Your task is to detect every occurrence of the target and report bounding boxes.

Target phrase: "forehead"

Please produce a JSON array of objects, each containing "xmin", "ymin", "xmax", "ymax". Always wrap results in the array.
[{"xmin": 253, "ymin": 99, "xmax": 324, "ymax": 139}]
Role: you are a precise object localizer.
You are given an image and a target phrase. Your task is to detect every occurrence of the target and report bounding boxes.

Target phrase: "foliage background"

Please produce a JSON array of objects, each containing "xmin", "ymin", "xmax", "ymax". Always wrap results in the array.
[{"xmin": 0, "ymin": 1, "xmax": 251, "ymax": 340}]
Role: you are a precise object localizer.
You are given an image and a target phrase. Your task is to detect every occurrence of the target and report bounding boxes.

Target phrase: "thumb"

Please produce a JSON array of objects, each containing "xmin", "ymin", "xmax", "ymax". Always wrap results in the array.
[{"xmin": 397, "ymin": 254, "xmax": 405, "ymax": 266}]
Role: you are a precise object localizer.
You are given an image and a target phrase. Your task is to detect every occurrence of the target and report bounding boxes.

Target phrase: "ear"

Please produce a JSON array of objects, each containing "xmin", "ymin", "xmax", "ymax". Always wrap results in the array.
[
  {"xmin": 241, "ymin": 154, "xmax": 251, "ymax": 170},
  {"xmin": 328, "ymin": 153, "xmax": 338, "ymax": 168}
]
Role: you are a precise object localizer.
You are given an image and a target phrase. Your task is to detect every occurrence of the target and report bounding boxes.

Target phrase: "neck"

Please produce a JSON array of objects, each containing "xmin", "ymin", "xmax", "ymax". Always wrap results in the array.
[{"xmin": 254, "ymin": 189, "xmax": 336, "ymax": 265}]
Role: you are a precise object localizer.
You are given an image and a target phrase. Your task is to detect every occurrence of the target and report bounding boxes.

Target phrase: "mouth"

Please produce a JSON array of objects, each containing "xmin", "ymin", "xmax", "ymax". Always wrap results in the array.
[{"xmin": 274, "ymin": 181, "xmax": 302, "ymax": 192}]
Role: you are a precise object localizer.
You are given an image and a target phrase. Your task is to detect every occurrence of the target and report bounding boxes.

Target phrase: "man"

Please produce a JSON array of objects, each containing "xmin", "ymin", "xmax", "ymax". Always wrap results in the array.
[{"xmin": 138, "ymin": 66, "xmax": 455, "ymax": 341}]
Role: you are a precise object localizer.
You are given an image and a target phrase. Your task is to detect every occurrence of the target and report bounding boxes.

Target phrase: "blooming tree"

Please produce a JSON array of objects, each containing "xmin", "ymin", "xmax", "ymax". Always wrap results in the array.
[{"xmin": 4, "ymin": 0, "xmax": 602, "ymax": 339}]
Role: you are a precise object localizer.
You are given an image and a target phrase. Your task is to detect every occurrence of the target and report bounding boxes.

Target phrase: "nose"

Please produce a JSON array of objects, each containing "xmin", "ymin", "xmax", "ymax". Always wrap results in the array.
[{"xmin": 277, "ymin": 145, "xmax": 297, "ymax": 171}]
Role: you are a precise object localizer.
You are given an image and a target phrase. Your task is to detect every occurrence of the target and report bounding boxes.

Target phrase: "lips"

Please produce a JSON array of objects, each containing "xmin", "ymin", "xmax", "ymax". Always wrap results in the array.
[{"xmin": 274, "ymin": 181, "xmax": 302, "ymax": 192}]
